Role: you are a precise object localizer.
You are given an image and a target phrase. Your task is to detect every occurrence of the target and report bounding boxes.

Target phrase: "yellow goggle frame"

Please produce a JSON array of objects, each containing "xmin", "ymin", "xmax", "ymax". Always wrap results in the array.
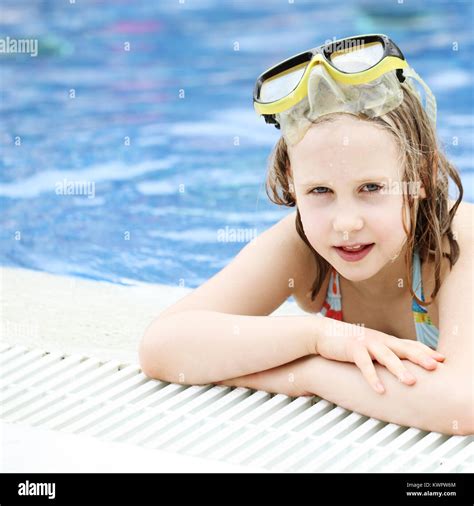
[{"xmin": 253, "ymin": 34, "xmax": 408, "ymax": 117}]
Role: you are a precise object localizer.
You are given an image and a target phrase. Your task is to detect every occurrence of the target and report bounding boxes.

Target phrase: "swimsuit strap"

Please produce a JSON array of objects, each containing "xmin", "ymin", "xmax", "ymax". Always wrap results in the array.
[
  {"xmin": 411, "ymin": 248, "xmax": 428, "ymax": 313},
  {"xmin": 411, "ymin": 247, "xmax": 439, "ymax": 348},
  {"xmin": 319, "ymin": 267, "xmax": 343, "ymax": 320},
  {"xmin": 330, "ymin": 266, "xmax": 342, "ymax": 298},
  {"xmin": 322, "ymin": 248, "xmax": 439, "ymax": 348}
]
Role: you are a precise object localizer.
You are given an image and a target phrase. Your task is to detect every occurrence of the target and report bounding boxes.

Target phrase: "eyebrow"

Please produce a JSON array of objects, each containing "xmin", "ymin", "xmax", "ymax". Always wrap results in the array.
[{"xmin": 300, "ymin": 176, "xmax": 390, "ymax": 186}]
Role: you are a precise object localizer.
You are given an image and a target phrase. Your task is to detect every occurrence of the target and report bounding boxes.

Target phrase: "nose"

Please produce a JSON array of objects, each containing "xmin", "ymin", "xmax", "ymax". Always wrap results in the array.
[{"xmin": 332, "ymin": 206, "xmax": 364, "ymax": 238}]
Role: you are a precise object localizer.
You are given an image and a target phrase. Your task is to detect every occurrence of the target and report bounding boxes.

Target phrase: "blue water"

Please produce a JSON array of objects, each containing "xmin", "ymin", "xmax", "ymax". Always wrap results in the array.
[{"xmin": 1, "ymin": 0, "xmax": 473, "ymax": 287}]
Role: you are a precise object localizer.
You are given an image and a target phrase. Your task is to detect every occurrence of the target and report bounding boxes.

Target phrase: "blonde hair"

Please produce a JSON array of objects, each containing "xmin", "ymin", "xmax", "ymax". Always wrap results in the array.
[{"xmin": 265, "ymin": 83, "xmax": 463, "ymax": 307}]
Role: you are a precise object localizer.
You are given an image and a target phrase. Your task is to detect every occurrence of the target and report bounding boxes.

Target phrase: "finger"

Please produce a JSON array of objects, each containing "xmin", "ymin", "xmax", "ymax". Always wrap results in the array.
[
  {"xmin": 352, "ymin": 346, "xmax": 385, "ymax": 394},
  {"xmin": 369, "ymin": 341, "xmax": 417, "ymax": 385},
  {"xmin": 413, "ymin": 342, "xmax": 445, "ymax": 362},
  {"xmin": 432, "ymin": 350, "xmax": 446, "ymax": 361},
  {"xmin": 388, "ymin": 340, "xmax": 442, "ymax": 370},
  {"xmin": 377, "ymin": 334, "xmax": 445, "ymax": 362}
]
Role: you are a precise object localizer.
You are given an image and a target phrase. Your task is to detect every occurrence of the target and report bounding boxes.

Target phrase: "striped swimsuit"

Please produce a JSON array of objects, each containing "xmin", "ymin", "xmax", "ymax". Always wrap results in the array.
[{"xmin": 319, "ymin": 248, "xmax": 440, "ymax": 349}]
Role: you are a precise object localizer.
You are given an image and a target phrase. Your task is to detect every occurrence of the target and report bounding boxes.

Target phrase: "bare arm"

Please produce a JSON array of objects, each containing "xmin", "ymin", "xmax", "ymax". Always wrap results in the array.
[
  {"xmin": 139, "ymin": 311, "xmax": 315, "ymax": 385},
  {"xmin": 217, "ymin": 205, "xmax": 474, "ymax": 436},
  {"xmin": 218, "ymin": 355, "xmax": 473, "ymax": 436},
  {"xmin": 139, "ymin": 211, "xmax": 319, "ymax": 384}
]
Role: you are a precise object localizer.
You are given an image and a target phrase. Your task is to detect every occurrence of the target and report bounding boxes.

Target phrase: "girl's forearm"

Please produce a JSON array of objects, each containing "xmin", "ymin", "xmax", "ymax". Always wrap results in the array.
[
  {"xmin": 218, "ymin": 355, "xmax": 471, "ymax": 435},
  {"xmin": 139, "ymin": 311, "xmax": 317, "ymax": 385},
  {"xmin": 216, "ymin": 355, "xmax": 313, "ymax": 397},
  {"xmin": 301, "ymin": 356, "xmax": 468, "ymax": 435}
]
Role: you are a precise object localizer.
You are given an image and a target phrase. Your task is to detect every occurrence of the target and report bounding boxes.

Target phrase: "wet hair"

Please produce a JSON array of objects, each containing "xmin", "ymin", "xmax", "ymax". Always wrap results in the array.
[{"xmin": 265, "ymin": 83, "xmax": 463, "ymax": 307}]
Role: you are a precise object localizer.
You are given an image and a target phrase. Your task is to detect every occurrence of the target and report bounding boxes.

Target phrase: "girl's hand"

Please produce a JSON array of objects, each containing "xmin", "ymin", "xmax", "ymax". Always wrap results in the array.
[{"xmin": 311, "ymin": 315, "xmax": 445, "ymax": 394}]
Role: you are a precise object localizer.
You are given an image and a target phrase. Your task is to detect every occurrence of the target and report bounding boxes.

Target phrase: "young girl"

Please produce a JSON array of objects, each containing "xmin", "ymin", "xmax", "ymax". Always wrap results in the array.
[{"xmin": 139, "ymin": 35, "xmax": 473, "ymax": 435}]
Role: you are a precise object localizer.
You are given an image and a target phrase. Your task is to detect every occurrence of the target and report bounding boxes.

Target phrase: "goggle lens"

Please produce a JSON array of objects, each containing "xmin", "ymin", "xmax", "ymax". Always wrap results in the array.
[
  {"xmin": 259, "ymin": 62, "xmax": 307, "ymax": 103},
  {"xmin": 329, "ymin": 41, "xmax": 385, "ymax": 72},
  {"xmin": 258, "ymin": 39, "xmax": 388, "ymax": 104}
]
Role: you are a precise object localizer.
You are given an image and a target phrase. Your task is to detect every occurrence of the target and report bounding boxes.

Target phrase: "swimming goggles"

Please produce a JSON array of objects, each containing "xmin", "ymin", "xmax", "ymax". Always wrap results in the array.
[{"xmin": 253, "ymin": 34, "xmax": 436, "ymax": 128}]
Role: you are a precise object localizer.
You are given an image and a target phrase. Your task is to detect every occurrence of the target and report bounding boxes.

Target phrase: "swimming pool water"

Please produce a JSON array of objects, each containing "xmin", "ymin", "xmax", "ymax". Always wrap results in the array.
[{"xmin": 1, "ymin": 0, "xmax": 472, "ymax": 287}]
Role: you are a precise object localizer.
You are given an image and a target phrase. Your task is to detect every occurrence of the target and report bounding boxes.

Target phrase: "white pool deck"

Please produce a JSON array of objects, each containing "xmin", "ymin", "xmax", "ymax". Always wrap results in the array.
[{"xmin": 1, "ymin": 267, "xmax": 472, "ymax": 473}]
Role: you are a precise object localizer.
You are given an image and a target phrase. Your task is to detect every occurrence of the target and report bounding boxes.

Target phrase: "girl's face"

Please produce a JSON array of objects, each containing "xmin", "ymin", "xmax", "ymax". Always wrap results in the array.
[{"xmin": 288, "ymin": 115, "xmax": 416, "ymax": 282}]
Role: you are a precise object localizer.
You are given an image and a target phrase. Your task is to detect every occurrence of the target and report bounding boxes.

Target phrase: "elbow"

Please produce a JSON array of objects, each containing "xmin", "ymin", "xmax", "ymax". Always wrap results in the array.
[
  {"xmin": 416, "ymin": 400, "xmax": 472, "ymax": 436},
  {"xmin": 449, "ymin": 393, "xmax": 474, "ymax": 436},
  {"xmin": 138, "ymin": 322, "xmax": 207, "ymax": 386},
  {"xmin": 139, "ymin": 337, "xmax": 177, "ymax": 383},
  {"xmin": 408, "ymin": 363, "xmax": 473, "ymax": 436},
  {"xmin": 138, "ymin": 334, "xmax": 161, "ymax": 380},
  {"xmin": 138, "ymin": 322, "xmax": 171, "ymax": 382},
  {"xmin": 446, "ymin": 367, "xmax": 474, "ymax": 436},
  {"xmin": 436, "ymin": 379, "xmax": 474, "ymax": 436}
]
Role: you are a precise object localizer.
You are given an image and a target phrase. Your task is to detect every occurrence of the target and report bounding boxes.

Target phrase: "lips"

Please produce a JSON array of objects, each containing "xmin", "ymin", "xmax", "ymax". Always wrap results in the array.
[
  {"xmin": 334, "ymin": 243, "xmax": 373, "ymax": 251},
  {"xmin": 333, "ymin": 243, "xmax": 375, "ymax": 262}
]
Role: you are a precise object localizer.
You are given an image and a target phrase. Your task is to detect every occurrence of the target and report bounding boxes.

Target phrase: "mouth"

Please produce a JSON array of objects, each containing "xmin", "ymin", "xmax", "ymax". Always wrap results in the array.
[
  {"xmin": 334, "ymin": 242, "xmax": 373, "ymax": 250},
  {"xmin": 333, "ymin": 243, "xmax": 375, "ymax": 262}
]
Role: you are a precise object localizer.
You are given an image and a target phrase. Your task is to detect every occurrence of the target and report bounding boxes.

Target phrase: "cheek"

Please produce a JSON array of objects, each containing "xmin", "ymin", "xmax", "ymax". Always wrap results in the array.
[
  {"xmin": 298, "ymin": 202, "xmax": 329, "ymax": 247},
  {"xmin": 371, "ymin": 201, "xmax": 408, "ymax": 242}
]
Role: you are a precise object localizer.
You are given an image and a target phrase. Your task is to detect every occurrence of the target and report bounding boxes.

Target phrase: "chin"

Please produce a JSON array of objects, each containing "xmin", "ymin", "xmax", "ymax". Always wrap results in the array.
[
  {"xmin": 330, "ymin": 247, "xmax": 381, "ymax": 280},
  {"xmin": 338, "ymin": 269, "xmax": 375, "ymax": 282}
]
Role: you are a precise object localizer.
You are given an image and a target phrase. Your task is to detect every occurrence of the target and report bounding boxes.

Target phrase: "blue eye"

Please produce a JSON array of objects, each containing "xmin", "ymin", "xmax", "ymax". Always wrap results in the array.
[
  {"xmin": 363, "ymin": 183, "xmax": 383, "ymax": 193},
  {"xmin": 311, "ymin": 187, "xmax": 330, "ymax": 195},
  {"xmin": 309, "ymin": 184, "xmax": 383, "ymax": 196}
]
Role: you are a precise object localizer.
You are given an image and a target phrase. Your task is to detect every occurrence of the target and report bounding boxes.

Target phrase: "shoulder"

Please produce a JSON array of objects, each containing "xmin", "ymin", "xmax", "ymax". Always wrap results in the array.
[
  {"xmin": 451, "ymin": 199, "xmax": 473, "ymax": 267},
  {"xmin": 267, "ymin": 209, "xmax": 316, "ymax": 279},
  {"xmin": 434, "ymin": 199, "xmax": 473, "ymax": 361},
  {"xmin": 450, "ymin": 198, "xmax": 473, "ymax": 239},
  {"xmin": 428, "ymin": 199, "xmax": 472, "ymax": 260},
  {"xmin": 270, "ymin": 210, "xmax": 316, "ymax": 276},
  {"xmin": 425, "ymin": 199, "xmax": 472, "ymax": 283},
  {"xmin": 276, "ymin": 211, "xmax": 330, "ymax": 311},
  {"xmin": 443, "ymin": 198, "xmax": 473, "ymax": 267}
]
